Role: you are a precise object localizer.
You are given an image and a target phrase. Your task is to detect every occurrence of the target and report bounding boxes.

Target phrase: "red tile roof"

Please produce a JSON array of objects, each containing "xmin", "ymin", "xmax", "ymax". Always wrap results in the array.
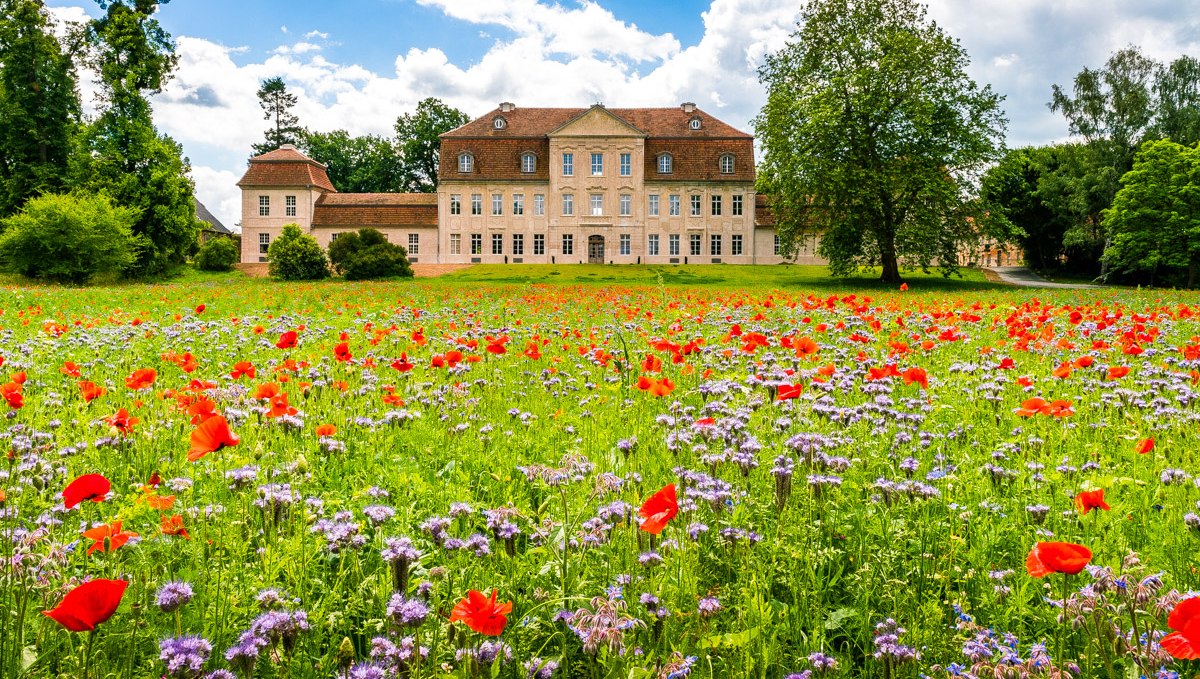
[
  {"xmin": 438, "ymin": 138, "xmax": 551, "ymax": 183},
  {"xmin": 755, "ymin": 194, "xmax": 776, "ymax": 227},
  {"xmin": 237, "ymin": 145, "xmax": 337, "ymax": 193},
  {"xmin": 442, "ymin": 105, "xmax": 752, "ymax": 139},
  {"xmin": 311, "ymin": 193, "xmax": 437, "ymax": 228}
]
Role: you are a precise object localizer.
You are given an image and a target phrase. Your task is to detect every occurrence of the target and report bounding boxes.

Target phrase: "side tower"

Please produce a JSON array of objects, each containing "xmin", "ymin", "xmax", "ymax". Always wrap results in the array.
[{"xmin": 236, "ymin": 145, "xmax": 336, "ymax": 263}]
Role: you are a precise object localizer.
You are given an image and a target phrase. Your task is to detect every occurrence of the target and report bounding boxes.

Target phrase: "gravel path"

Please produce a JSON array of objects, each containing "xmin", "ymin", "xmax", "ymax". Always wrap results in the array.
[{"xmin": 987, "ymin": 266, "xmax": 1101, "ymax": 289}]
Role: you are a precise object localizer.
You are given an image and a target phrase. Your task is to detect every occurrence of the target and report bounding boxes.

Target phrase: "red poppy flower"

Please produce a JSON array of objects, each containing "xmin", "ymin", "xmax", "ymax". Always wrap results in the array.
[
  {"xmin": 78, "ymin": 380, "xmax": 105, "ymax": 403},
  {"xmin": 43, "ymin": 578, "xmax": 128, "ymax": 632},
  {"xmin": 195, "ymin": 304, "xmax": 205, "ymax": 313},
  {"xmin": 639, "ymin": 484, "xmax": 678, "ymax": 535},
  {"xmin": 231, "ymin": 361, "xmax": 256, "ymax": 379},
  {"xmin": 1162, "ymin": 597, "xmax": 1200, "ymax": 659},
  {"xmin": 125, "ymin": 368, "xmax": 156, "ymax": 390},
  {"xmin": 485, "ymin": 336, "xmax": 508, "ymax": 355},
  {"xmin": 1135, "ymin": 438, "xmax": 1154, "ymax": 454},
  {"xmin": 449, "ymin": 589, "xmax": 512, "ymax": 636},
  {"xmin": 252, "ymin": 382, "xmax": 280, "ymax": 400},
  {"xmin": 187, "ymin": 398, "xmax": 218, "ymax": 425},
  {"xmin": 334, "ymin": 342, "xmax": 353, "ymax": 362},
  {"xmin": 315, "ymin": 424, "xmax": 337, "ymax": 437},
  {"xmin": 276, "ymin": 331, "xmax": 298, "ymax": 349},
  {"xmin": 776, "ymin": 384, "xmax": 803, "ymax": 400},
  {"xmin": 188, "ymin": 415, "xmax": 240, "ymax": 462},
  {"xmin": 996, "ymin": 357, "xmax": 1015, "ymax": 370},
  {"xmin": 794, "ymin": 336, "xmax": 820, "ymax": 357},
  {"xmin": 1106, "ymin": 366, "xmax": 1130, "ymax": 380},
  {"xmin": 63, "ymin": 473, "xmax": 111, "ymax": 509},
  {"xmin": 1025, "ymin": 542, "xmax": 1092, "ymax": 577},
  {"xmin": 1051, "ymin": 363, "xmax": 1072, "ymax": 379},
  {"xmin": 266, "ymin": 393, "xmax": 297, "ymax": 418},
  {"xmin": 82, "ymin": 520, "xmax": 137, "ymax": 555},
  {"xmin": 1014, "ymin": 397, "xmax": 1047, "ymax": 417},
  {"xmin": 391, "ymin": 353, "xmax": 414, "ymax": 372},
  {"xmin": 902, "ymin": 367, "xmax": 928, "ymax": 389},
  {"xmin": 160, "ymin": 514, "xmax": 190, "ymax": 539},
  {"xmin": 1, "ymin": 381, "xmax": 22, "ymax": 409},
  {"xmin": 61, "ymin": 361, "xmax": 82, "ymax": 377},
  {"xmin": 105, "ymin": 408, "xmax": 139, "ymax": 435},
  {"xmin": 1074, "ymin": 489, "xmax": 1110, "ymax": 515}
]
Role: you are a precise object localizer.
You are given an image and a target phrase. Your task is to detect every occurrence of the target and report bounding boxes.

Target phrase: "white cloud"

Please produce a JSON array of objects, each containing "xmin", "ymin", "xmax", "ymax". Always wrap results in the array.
[
  {"xmin": 191, "ymin": 166, "xmax": 242, "ymax": 233},
  {"xmin": 304, "ymin": 30, "xmax": 329, "ymax": 39},
  {"xmin": 993, "ymin": 53, "xmax": 1019, "ymax": 68}
]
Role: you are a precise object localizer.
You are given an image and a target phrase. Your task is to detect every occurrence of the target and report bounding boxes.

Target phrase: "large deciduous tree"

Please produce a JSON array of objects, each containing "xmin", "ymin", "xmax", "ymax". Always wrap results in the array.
[
  {"xmin": 1102, "ymin": 140, "xmax": 1200, "ymax": 288},
  {"xmin": 0, "ymin": 0, "xmax": 81, "ymax": 217},
  {"xmin": 755, "ymin": 0, "xmax": 1007, "ymax": 283},
  {"xmin": 253, "ymin": 76, "xmax": 303, "ymax": 156},
  {"xmin": 394, "ymin": 97, "xmax": 469, "ymax": 193},
  {"xmin": 75, "ymin": 0, "xmax": 200, "ymax": 277},
  {"xmin": 299, "ymin": 130, "xmax": 404, "ymax": 193}
]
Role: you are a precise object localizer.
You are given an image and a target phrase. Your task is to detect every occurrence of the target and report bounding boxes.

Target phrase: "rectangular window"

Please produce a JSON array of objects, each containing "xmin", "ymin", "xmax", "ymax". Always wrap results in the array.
[
  {"xmin": 690, "ymin": 195, "xmax": 701, "ymax": 217},
  {"xmin": 492, "ymin": 193, "xmax": 503, "ymax": 216},
  {"xmin": 533, "ymin": 233, "xmax": 545, "ymax": 255},
  {"xmin": 471, "ymin": 194, "xmax": 482, "ymax": 215},
  {"xmin": 331, "ymin": 233, "xmax": 341, "ymax": 242},
  {"xmin": 669, "ymin": 195, "xmax": 680, "ymax": 216},
  {"xmin": 669, "ymin": 234, "xmax": 680, "ymax": 256},
  {"xmin": 513, "ymin": 193, "xmax": 524, "ymax": 216},
  {"xmin": 512, "ymin": 234, "xmax": 524, "ymax": 255},
  {"xmin": 258, "ymin": 195, "xmax": 270, "ymax": 217},
  {"xmin": 690, "ymin": 233, "xmax": 701, "ymax": 255},
  {"xmin": 534, "ymin": 194, "xmax": 545, "ymax": 216},
  {"xmin": 619, "ymin": 194, "xmax": 631, "ymax": 216},
  {"xmin": 732, "ymin": 194, "xmax": 743, "ymax": 216},
  {"xmin": 562, "ymin": 234, "xmax": 574, "ymax": 256},
  {"xmin": 774, "ymin": 234, "xmax": 781, "ymax": 256},
  {"xmin": 710, "ymin": 234, "xmax": 722, "ymax": 256},
  {"xmin": 648, "ymin": 195, "xmax": 660, "ymax": 217},
  {"xmin": 620, "ymin": 233, "xmax": 630, "ymax": 256},
  {"xmin": 450, "ymin": 233, "xmax": 461, "ymax": 255},
  {"xmin": 470, "ymin": 233, "xmax": 482, "ymax": 255},
  {"xmin": 258, "ymin": 232, "xmax": 270, "ymax": 254},
  {"xmin": 285, "ymin": 195, "xmax": 297, "ymax": 217},
  {"xmin": 711, "ymin": 195, "xmax": 722, "ymax": 216},
  {"xmin": 590, "ymin": 193, "xmax": 603, "ymax": 216},
  {"xmin": 620, "ymin": 153, "xmax": 631, "ymax": 177},
  {"xmin": 492, "ymin": 233, "xmax": 503, "ymax": 255},
  {"xmin": 450, "ymin": 194, "xmax": 462, "ymax": 215},
  {"xmin": 562, "ymin": 194, "xmax": 574, "ymax": 216},
  {"xmin": 562, "ymin": 152, "xmax": 574, "ymax": 176},
  {"xmin": 732, "ymin": 234, "xmax": 743, "ymax": 256},
  {"xmin": 591, "ymin": 152, "xmax": 603, "ymax": 176},
  {"xmin": 408, "ymin": 233, "xmax": 419, "ymax": 255},
  {"xmin": 648, "ymin": 234, "xmax": 660, "ymax": 256}
]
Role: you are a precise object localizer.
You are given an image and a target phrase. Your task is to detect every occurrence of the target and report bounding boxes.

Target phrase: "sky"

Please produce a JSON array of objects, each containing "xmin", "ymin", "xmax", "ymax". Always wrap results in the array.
[{"xmin": 44, "ymin": 0, "xmax": 1200, "ymax": 232}]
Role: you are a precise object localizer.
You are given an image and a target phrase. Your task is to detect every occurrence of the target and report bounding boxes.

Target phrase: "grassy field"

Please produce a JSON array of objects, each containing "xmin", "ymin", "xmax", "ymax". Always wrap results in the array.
[{"xmin": 0, "ymin": 269, "xmax": 1196, "ymax": 679}]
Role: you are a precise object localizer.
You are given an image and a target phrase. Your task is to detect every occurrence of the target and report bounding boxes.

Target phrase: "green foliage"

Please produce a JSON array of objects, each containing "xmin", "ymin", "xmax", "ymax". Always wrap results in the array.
[
  {"xmin": 0, "ymin": 192, "xmax": 136, "ymax": 283},
  {"xmin": 252, "ymin": 76, "xmax": 302, "ymax": 157},
  {"xmin": 1103, "ymin": 139, "xmax": 1200, "ymax": 288},
  {"xmin": 267, "ymin": 223, "xmax": 329, "ymax": 280},
  {"xmin": 327, "ymin": 228, "xmax": 412, "ymax": 280},
  {"xmin": 0, "ymin": 0, "xmax": 81, "ymax": 217},
  {"xmin": 75, "ymin": 0, "xmax": 199, "ymax": 278},
  {"xmin": 299, "ymin": 130, "xmax": 404, "ymax": 192},
  {"xmin": 393, "ymin": 97, "xmax": 470, "ymax": 192},
  {"xmin": 193, "ymin": 236, "xmax": 239, "ymax": 272},
  {"xmin": 755, "ymin": 0, "xmax": 1008, "ymax": 284}
]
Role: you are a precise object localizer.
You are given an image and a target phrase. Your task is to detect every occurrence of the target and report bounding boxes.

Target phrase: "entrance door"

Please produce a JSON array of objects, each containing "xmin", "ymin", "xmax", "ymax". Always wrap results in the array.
[{"xmin": 588, "ymin": 235, "xmax": 604, "ymax": 264}]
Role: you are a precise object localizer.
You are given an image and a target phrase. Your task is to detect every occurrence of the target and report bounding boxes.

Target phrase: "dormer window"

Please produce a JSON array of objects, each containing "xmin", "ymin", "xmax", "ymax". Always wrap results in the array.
[
  {"xmin": 493, "ymin": 116, "xmax": 507, "ymax": 130},
  {"xmin": 458, "ymin": 152, "xmax": 474, "ymax": 173},
  {"xmin": 521, "ymin": 152, "xmax": 537, "ymax": 173},
  {"xmin": 719, "ymin": 154, "xmax": 735, "ymax": 174},
  {"xmin": 657, "ymin": 153, "xmax": 673, "ymax": 174},
  {"xmin": 689, "ymin": 117, "xmax": 702, "ymax": 130}
]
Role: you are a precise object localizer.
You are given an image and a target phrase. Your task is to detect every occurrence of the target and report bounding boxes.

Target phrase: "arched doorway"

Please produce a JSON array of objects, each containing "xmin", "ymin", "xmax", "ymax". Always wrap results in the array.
[{"xmin": 588, "ymin": 235, "xmax": 604, "ymax": 264}]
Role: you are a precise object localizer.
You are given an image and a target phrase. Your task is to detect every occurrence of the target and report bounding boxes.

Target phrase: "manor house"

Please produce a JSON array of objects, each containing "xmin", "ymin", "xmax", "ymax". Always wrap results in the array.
[{"xmin": 237, "ymin": 102, "xmax": 818, "ymax": 265}]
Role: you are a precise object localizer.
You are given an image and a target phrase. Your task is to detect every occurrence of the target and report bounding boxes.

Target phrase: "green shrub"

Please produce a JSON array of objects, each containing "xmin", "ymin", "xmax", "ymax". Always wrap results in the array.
[
  {"xmin": 327, "ymin": 228, "xmax": 413, "ymax": 280},
  {"xmin": 0, "ymin": 193, "xmax": 137, "ymax": 284},
  {"xmin": 267, "ymin": 224, "xmax": 329, "ymax": 280},
  {"xmin": 193, "ymin": 237, "xmax": 239, "ymax": 272}
]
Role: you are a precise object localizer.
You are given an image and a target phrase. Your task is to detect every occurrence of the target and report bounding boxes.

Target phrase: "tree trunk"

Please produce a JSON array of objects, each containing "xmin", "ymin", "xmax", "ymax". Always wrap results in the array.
[
  {"xmin": 1189, "ymin": 258, "xmax": 1197, "ymax": 290},
  {"xmin": 880, "ymin": 231, "xmax": 901, "ymax": 284}
]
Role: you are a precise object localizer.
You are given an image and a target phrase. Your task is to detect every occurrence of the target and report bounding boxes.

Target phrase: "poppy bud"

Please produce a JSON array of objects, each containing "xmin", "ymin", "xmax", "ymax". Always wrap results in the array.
[{"xmin": 336, "ymin": 637, "xmax": 355, "ymax": 669}]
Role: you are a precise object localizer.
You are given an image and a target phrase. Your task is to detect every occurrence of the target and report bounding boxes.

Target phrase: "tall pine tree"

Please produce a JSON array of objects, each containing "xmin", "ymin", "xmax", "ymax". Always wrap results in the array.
[
  {"xmin": 0, "ymin": 0, "xmax": 80, "ymax": 217},
  {"xmin": 75, "ymin": 0, "xmax": 201, "ymax": 277},
  {"xmin": 252, "ymin": 76, "xmax": 303, "ymax": 156}
]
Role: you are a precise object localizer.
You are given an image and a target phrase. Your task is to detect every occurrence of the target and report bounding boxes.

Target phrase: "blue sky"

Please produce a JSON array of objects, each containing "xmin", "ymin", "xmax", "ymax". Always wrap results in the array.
[{"xmin": 44, "ymin": 0, "xmax": 1200, "ymax": 231}]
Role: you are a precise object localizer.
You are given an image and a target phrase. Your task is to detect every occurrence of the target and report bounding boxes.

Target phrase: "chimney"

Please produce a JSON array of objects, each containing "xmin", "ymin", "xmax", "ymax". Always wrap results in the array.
[
  {"xmin": 680, "ymin": 102, "xmax": 696, "ymax": 113},
  {"xmin": 280, "ymin": 143, "xmax": 297, "ymax": 150},
  {"xmin": 499, "ymin": 102, "xmax": 515, "ymax": 112}
]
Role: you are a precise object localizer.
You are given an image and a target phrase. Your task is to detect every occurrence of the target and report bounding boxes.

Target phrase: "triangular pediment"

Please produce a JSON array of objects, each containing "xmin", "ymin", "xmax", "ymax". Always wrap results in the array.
[{"xmin": 549, "ymin": 105, "xmax": 646, "ymax": 138}]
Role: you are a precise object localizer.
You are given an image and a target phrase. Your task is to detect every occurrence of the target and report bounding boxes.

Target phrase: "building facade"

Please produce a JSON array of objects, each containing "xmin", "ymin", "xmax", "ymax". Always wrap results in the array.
[{"xmin": 237, "ymin": 103, "xmax": 818, "ymax": 265}]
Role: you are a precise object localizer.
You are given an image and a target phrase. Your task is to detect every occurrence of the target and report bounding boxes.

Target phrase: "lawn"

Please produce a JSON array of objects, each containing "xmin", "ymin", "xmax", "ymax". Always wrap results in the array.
[{"xmin": 0, "ymin": 271, "xmax": 1196, "ymax": 679}]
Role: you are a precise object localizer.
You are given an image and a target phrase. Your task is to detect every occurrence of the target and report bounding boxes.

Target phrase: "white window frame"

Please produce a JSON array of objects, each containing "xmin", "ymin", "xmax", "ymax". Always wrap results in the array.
[
  {"xmin": 562, "ymin": 234, "xmax": 574, "ymax": 255},
  {"xmin": 658, "ymin": 154, "xmax": 672, "ymax": 174},
  {"xmin": 407, "ymin": 233, "xmax": 420, "ymax": 254},
  {"xmin": 534, "ymin": 194, "xmax": 545, "ymax": 216},
  {"xmin": 591, "ymin": 152, "xmax": 603, "ymax": 176},
  {"xmin": 620, "ymin": 153, "xmax": 631, "ymax": 177},
  {"xmin": 590, "ymin": 193, "xmax": 603, "ymax": 216},
  {"xmin": 521, "ymin": 153, "xmax": 536, "ymax": 173},
  {"xmin": 669, "ymin": 234, "xmax": 680, "ymax": 256},
  {"xmin": 258, "ymin": 195, "xmax": 270, "ymax": 217},
  {"xmin": 492, "ymin": 233, "xmax": 503, "ymax": 255},
  {"xmin": 470, "ymin": 233, "xmax": 482, "ymax": 255},
  {"xmin": 562, "ymin": 153, "xmax": 574, "ymax": 177},
  {"xmin": 732, "ymin": 194, "xmax": 743, "ymax": 216},
  {"xmin": 648, "ymin": 234, "xmax": 659, "ymax": 256},
  {"xmin": 690, "ymin": 233, "xmax": 702, "ymax": 256},
  {"xmin": 690, "ymin": 194, "xmax": 702, "ymax": 217},
  {"xmin": 648, "ymin": 195, "xmax": 659, "ymax": 217},
  {"xmin": 619, "ymin": 233, "xmax": 630, "ymax": 256},
  {"xmin": 669, "ymin": 195, "xmax": 680, "ymax": 216},
  {"xmin": 732, "ymin": 234, "xmax": 743, "ymax": 256},
  {"xmin": 450, "ymin": 194, "xmax": 462, "ymax": 215},
  {"xmin": 774, "ymin": 234, "xmax": 781, "ymax": 256},
  {"xmin": 285, "ymin": 195, "xmax": 297, "ymax": 217},
  {"xmin": 619, "ymin": 194, "xmax": 631, "ymax": 216},
  {"xmin": 533, "ymin": 234, "xmax": 545, "ymax": 255},
  {"xmin": 450, "ymin": 233, "xmax": 461, "ymax": 255},
  {"xmin": 562, "ymin": 194, "xmax": 574, "ymax": 216},
  {"xmin": 458, "ymin": 153, "xmax": 474, "ymax": 173},
  {"xmin": 513, "ymin": 194, "xmax": 524, "ymax": 216},
  {"xmin": 512, "ymin": 233, "xmax": 524, "ymax": 255},
  {"xmin": 710, "ymin": 234, "xmax": 722, "ymax": 256},
  {"xmin": 492, "ymin": 193, "xmax": 503, "ymax": 216},
  {"xmin": 471, "ymin": 194, "xmax": 483, "ymax": 215},
  {"xmin": 711, "ymin": 195, "xmax": 722, "ymax": 216},
  {"xmin": 258, "ymin": 232, "xmax": 270, "ymax": 254},
  {"xmin": 720, "ymin": 154, "xmax": 735, "ymax": 174}
]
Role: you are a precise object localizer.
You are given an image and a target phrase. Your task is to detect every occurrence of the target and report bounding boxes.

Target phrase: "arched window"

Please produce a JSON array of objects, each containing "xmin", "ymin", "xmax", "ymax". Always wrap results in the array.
[
  {"xmin": 458, "ymin": 153, "xmax": 474, "ymax": 173},
  {"xmin": 719, "ymin": 154, "xmax": 735, "ymax": 174},
  {"xmin": 657, "ymin": 153, "xmax": 673, "ymax": 174},
  {"xmin": 493, "ymin": 116, "xmax": 507, "ymax": 130},
  {"xmin": 689, "ymin": 117, "xmax": 702, "ymax": 130},
  {"xmin": 521, "ymin": 152, "xmax": 537, "ymax": 173}
]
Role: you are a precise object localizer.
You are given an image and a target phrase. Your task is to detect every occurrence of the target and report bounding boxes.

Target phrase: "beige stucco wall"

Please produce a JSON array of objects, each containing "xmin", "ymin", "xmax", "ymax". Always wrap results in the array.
[{"xmin": 239, "ymin": 186, "xmax": 324, "ymax": 263}]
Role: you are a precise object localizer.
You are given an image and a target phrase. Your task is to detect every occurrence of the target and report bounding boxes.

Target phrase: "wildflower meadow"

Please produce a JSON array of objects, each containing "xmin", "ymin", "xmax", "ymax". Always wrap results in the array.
[{"xmin": 2, "ymin": 273, "xmax": 1200, "ymax": 679}]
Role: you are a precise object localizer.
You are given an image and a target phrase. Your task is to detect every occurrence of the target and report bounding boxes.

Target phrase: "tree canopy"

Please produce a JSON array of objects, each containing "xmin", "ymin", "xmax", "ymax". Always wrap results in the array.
[
  {"xmin": 755, "ymin": 0, "xmax": 1008, "ymax": 283},
  {"xmin": 253, "ymin": 76, "xmax": 303, "ymax": 157},
  {"xmin": 300, "ymin": 130, "xmax": 405, "ymax": 193},
  {"xmin": 393, "ymin": 98, "xmax": 469, "ymax": 193}
]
